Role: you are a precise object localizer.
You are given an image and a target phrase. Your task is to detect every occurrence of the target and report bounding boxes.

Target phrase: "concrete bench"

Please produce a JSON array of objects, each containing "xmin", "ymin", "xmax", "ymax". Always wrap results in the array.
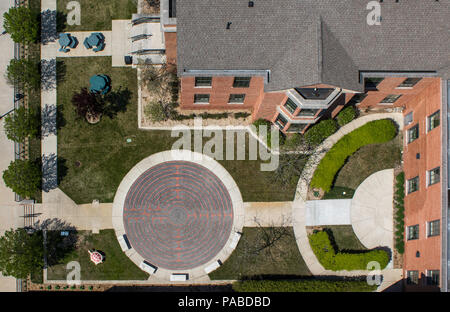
[
  {"xmin": 117, "ymin": 234, "xmax": 131, "ymax": 251},
  {"xmin": 139, "ymin": 260, "xmax": 157, "ymax": 275},
  {"xmin": 170, "ymin": 273, "xmax": 189, "ymax": 281},
  {"xmin": 204, "ymin": 260, "xmax": 222, "ymax": 274},
  {"xmin": 229, "ymin": 232, "xmax": 242, "ymax": 250}
]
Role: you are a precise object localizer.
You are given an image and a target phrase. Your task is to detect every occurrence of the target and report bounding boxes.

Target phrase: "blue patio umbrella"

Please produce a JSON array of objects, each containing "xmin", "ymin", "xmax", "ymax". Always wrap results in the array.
[
  {"xmin": 59, "ymin": 33, "xmax": 71, "ymax": 47},
  {"xmin": 87, "ymin": 33, "xmax": 101, "ymax": 47},
  {"xmin": 89, "ymin": 75, "xmax": 107, "ymax": 93}
]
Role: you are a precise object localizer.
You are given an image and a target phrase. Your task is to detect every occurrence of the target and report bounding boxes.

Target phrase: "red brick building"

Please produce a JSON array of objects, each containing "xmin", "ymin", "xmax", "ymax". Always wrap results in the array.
[{"xmin": 160, "ymin": 0, "xmax": 450, "ymax": 290}]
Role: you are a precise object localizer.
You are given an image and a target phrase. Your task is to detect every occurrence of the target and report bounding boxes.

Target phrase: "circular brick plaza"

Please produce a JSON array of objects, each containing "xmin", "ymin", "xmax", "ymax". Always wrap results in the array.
[{"xmin": 122, "ymin": 159, "xmax": 234, "ymax": 270}]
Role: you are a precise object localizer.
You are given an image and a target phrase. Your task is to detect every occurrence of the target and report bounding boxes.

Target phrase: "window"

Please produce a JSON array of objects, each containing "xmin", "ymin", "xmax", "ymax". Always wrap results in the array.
[
  {"xmin": 274, "ymin": 114, "xmax": 287, "ymax": 130},
  {"xmin": 228, "ymin": 94, "xmax": 246, "ymax": 104},
  {"xmin": 364, "ymin": 78, "xmax": 383, "ymax": 89},
  {"xmin": 348, "ymin": 93, "xmax": 368, "ymax": 105},
  {"xmin": 284, "ymin": 98, "xmax": 298, "ymax": 114},
  {"xmin": 380, "ymin": 94, "xmax": 402, "ymax": 104},
  {"xmin": 426, "ymin": 270, "xmax": 440, "ymax": 286},
  {"xmin": 428, "ymin": 110, "xmax": 440, "ymax": 131},
  {"xmin": 194, "ymin": 94, "xmax": 210, "ymax": 104},
  {"xmin": 407, "ymin": 124, "xmax": 419, "ymax": 144},
  {"xmin": 404, "ymin": 112, "xmax": 413, "ymax": 126},
  {"xmin": 407, "ymin": 271, "xmax": 419, "ymax": 285},
  {"xmin": 195, "ymin": 77, "xmax": 212, "ymax": 87},
  {"xmin": 233, "ymin": 77, "xmax": 251, "ymax": 88},
  {"xmin": 407, "ymin": 176, "xmax": 419, "ymax": 194},
  {"xmin": 298, "ymin": 109, "xmax": 319, "ymax": 117},
  {"xmin": 428, "ymin": 220, "xmax": 440, "ymax": 237},
  {"xmin": 398, "ymin": 78, "xmax": 421, "ymax": 88},
  {"xmin": 407, "ymin": 225, "xmax": 419, "ymax": 240},
  {"xmin": 286, "ymin": 123, "xmax": 307, "ymax": 133},
  {"xmin": 428, "ymin": 167, "xmax": 440, "ymax": 186}
]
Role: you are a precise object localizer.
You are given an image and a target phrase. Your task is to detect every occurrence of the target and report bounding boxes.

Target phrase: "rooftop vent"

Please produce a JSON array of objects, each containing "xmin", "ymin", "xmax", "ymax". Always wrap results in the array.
[
  {"xmin": 226, "ymin": 22, "xmax": 232, "ymax": 29},
  {"xmin": 248, "ymin": 1, "xmax": 254, "ymax": 7}
]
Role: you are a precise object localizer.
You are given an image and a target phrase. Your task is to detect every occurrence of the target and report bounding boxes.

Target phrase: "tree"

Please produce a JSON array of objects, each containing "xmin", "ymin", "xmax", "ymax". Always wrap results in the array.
[
  {"xmin": 0, "ymin": 229, "xmax": 44, "ymax": 279},
  {"xmin": 6, "ymin": 58, "xmax": 41, "ymax": 90},
  {"xmin": 3, "ymin": 7, "xmax": 40, "ymax": 43},
  {"xmin": 3, "ymin": 159, "xmax": 41, "ymax": 198},
  {"xmin": 71, "ymin": 88, "xmax": 104, "ymax": 123},
  {"xmin": 4, "ymin": 106, "xmax": 39, "ymax": 142}
]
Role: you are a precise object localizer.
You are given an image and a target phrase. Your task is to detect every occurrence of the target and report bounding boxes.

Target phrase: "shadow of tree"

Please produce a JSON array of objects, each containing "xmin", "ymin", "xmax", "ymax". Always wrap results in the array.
[
  {"xmin": 56, "ymin": 11, "xmax": 67, "ymax": 33},
  {"xmin": 40, "ymin": 59, "xmax": 66, "ymax": 91},
  {"xmin": 41, "ymin": 153, "xmax": 69, "ymax": 192},
  {"xmin": 103, "ymin": 86, "xmax": 132, "ymax": 118},
  {"xmin": 41, "ymin": 104, "xmax": 57, "ymax": 137},
  {"xmin": 33, "ymin": 218, "xmax": 78, "ymax": 267},
  {"xmin": 41, "ymin": 9, "xmax": 58, "ymax": 44}
]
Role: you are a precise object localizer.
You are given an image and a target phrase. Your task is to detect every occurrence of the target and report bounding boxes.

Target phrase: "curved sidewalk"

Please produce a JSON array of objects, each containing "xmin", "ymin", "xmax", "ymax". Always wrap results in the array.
[{"xmin": 292, "ymin": 113, "xmax": 403, "ymax": 281}]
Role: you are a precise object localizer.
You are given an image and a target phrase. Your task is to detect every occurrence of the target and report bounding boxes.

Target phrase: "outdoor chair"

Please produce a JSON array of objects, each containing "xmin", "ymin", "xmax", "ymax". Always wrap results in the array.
[
  {"xmin": 69, "ymin": 36, "xmax": 78, "ymax": 49},
  {"xmin": 83, "ymin": 37, "xmax": 92, "ymax": 49},
  {"xmin": 93, "ymin": 42, "xmax": 105, "ymax": 52},
  {"xmin": 101, "ymin": 85, "xmax": 111, "ymax": 95},
  {"xmin": 59, "ymin": 47, "xmax": 70, "ymax": 53}
]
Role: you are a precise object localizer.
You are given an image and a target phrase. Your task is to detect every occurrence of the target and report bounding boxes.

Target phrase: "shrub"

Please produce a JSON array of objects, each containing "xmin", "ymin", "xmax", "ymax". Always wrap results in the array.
[
  {"xmin": 394, "ymin": 172, "xmax": 405, "ymax": 254},
  {"xmin": 305, "ymin": 119, "xmax": 338, "ymax": 146},
  {"xmin": 144, "ymin": 100, "xmax": 169, "ymax": 122},
  {"xmin": 308, "ymin": 231, "xmax": 390, "ymax": 271},
  {"xmin": 4, "ymin": 106, "xmax": 39, "ymax": 142},
  {"xmin": 2, "ymin": 159, "xmax": 41, "ymax": 198},
  {"xmin": 310, "ymin": 119, "xmax": 397, "ymax": 192},
  {"xmin": 232, "ymin": 279, "xmax": 377, "ymax": 292},
  {"xmin": 3, "ymin": 7, "xmax": 39, "ymax": 43},
  {"xmin": 336, "ymin": 106, "xmax": 356, "ymax": 127}
]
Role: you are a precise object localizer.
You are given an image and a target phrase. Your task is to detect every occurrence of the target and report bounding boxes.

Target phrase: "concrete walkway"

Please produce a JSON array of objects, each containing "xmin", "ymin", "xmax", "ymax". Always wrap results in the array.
[
  {"xmin": 351, "ymin": 169, "xmax": 394, "ymax": 250},
  {"xmin": 305, "ymin": 199, "xmax": 351, "ymax": 226},
  {"xmin": 291, "ymin": 113, "xmax": 404, "ymax": 291},
  {"xmin": 244, "ymin": 202, "xmax": 292, "ymax": 226}
]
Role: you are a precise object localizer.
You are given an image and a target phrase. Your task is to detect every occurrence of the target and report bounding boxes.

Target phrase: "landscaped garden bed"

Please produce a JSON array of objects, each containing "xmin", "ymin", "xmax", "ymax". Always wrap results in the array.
[
  {"xmin": 46, "ymin": 229, "xmax": 149, "ymax": 281},
  {"xmin": 308, "ymin": 230, "xmax": 390, "ymax": 271},
  {"xmin": 209, "ymin": 227, "xmax": 311, "ymax": 280}
]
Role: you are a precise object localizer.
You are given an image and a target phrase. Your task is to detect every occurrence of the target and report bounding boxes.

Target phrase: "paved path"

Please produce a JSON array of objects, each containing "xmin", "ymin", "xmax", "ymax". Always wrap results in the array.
[
  {"xmin": 305, "ymin": 199, "xmax": 351, "ymax": 226},
  {"xmin": 291, "ymin": 113, "xmax": 404, "ymax": 291},
  {"xmin": 351, "ymin": 169, "xmax": 394, "ymax": 250},
  {"xmin": 244, "ymin": 202, "xmax": 292, "ymax": 226}
]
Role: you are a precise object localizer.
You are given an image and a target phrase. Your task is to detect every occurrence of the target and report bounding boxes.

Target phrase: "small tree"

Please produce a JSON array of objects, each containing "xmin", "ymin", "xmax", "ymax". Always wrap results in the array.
[
  {"xmin": 3, "ymin": 7, "xmax": 40, "ymax": 43},
  {"xmin": 305, "ymin": 119, "xmax": 337, "ymax": 146},
  {"xmin": 0, "ymin": 229, "xmax": 44, "ymax": 279},
  {"xmin": 4, "ymin": 106, "xmax": 39, "ymax": 142},
  {"xmin": 72, "ymin": 88, "xmax": 104, "ymax": 123},
  {"xmin": 2, "ymin": 159, "xmax": 41, "ymax": 198},
  {"xmin": 6, "ymin": 58, "xmax": 41, "ymax": 90}
]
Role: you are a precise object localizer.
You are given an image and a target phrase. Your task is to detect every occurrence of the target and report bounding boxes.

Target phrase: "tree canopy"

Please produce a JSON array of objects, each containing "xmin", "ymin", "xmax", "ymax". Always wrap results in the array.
[
  {"xmin": 4, "ymin": 106, "xmax": 39, "ymax": 142},
  {"xmin": 2, "ymin": 159, "xmax": 41, "ymax": 198},
  {"xmin": 3, "ymin": 7, "xmax": 40, "ymax": 43},
  {"xmin": 6, "ymin": 58, "xmax": 41, "ymax": 90},
  {"xmin": 0, "ymin": 229, "xmax": 44, "ymax": 279}
]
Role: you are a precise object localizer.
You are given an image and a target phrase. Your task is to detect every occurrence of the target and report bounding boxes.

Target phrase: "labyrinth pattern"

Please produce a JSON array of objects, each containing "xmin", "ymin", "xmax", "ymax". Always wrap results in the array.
[{"xmin": 123, "ymin": 161, "xmax": 234, "ymax": 270}]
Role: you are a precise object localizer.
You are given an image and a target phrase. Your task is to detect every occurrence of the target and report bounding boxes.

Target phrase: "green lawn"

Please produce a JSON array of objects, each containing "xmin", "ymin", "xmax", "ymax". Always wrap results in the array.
[
  {"xmin": 209, "ymin": 227, "xmax": 311, "ymax": 280},
  {"xmin": 57, "ymin": 0, "xmax": 136, "ymax": 31},
  {"xmin": 324, "ymin": 225, "xmax": 367, "ymax": 252},
  {"xmin": 325, "ymin": 134, "xmax": 402, "ymax": 198},
  {"xmin": 46, "ymin": 230, "xmax": 149, "ymax": 280},
  {"xmin": 57, "ymin": 57, "xmax": 303, "ymax": 204}
]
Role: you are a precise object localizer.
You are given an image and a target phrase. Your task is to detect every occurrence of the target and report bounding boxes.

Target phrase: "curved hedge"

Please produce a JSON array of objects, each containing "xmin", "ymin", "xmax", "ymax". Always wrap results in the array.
[
  {"xmin": 309, "ymin": 231, "xmax": 390, "ymax": 271},
  {"xmin": 232, "ymin": 279, "xmax": 377, "ymax": 292},
  {"xmin": 310, "ymin": 119, "xmax": 397, "ymax": 192}
]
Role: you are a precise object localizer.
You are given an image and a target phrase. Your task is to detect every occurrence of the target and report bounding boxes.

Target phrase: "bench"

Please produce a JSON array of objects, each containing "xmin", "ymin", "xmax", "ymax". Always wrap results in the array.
[
  {"xmin": 204, "ymin": 260, "xmax": 222, "ymax": 274},
  {"xmin": 229, "ymin": 232, "xmax": 242, "ymax": 250},
  {"xmin": 117, "ymin": 234, "xmax": 131, "ymax": 251},
  {"xmin": 170, "ymin": 273, "xmax": 188, "ymax": 281},
  {"xmin": 139, "ymin": 260, "xmax": 157, "ymax": 275}
]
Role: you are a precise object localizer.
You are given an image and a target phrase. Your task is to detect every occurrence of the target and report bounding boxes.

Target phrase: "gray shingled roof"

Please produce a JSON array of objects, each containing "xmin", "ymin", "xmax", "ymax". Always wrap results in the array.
[{"xmin": 177, "ymin": 0, "xmax": 450, "ymax": 92}]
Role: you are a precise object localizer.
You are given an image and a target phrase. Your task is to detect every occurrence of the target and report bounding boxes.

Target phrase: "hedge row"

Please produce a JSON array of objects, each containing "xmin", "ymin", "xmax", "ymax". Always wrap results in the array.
[
  {"xmin": 336, "ymin": 106, "xmax": 357, "ymax": 127},
  {"xmin": 394, "ymin": 172, "xmax": 405, "ymax": 254},
  {"xmin": 308, "ymin": 231, "xmax": 390, "ymax": 271},
  {"xmin": 305, "ymin": 119, "xmax": 338, "ymax": 146},
  {"xmin": 310, "ymin": 119, "xmax": 397, "ymax": 192},
  {"xmin": 232, "ymin": 279, "xmax": 377, "ymax": 292}
]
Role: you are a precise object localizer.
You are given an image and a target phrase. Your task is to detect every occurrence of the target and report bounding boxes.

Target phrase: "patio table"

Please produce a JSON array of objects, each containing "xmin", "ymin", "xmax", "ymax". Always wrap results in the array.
[
  {"xmin": 59, "ymin": 33, "xmax": 71, "ymax": 47},
  {"xmin": 87, "ymin": 34, "xmax": 101, "ymax": 47}
]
